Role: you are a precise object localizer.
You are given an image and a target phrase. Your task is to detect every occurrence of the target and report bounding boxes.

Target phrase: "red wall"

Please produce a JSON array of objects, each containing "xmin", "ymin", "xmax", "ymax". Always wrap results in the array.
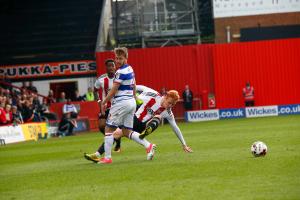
[
  {"xmin": 96, "ymin": 45, "xmax": 215, "ymax": 99},
  {"xmin": 213, "ymin": 38, "xmax": 300, "ymax": 108},
  {"xmin": 96, "ymin": 38, "xmax": 300, "ymax": 109}
]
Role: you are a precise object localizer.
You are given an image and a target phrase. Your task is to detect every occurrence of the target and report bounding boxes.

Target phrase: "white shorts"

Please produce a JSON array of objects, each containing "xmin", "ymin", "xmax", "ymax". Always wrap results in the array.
[{"xmin": 106, "ymin": 98, "xmax": 136, "ymax": 129}]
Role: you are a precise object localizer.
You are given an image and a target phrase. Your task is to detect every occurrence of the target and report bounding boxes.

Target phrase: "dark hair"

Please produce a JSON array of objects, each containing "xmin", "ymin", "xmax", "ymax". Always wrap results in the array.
[{"xmin": 105, "ymin": 59, "xmax": 115, "ymax": 66}]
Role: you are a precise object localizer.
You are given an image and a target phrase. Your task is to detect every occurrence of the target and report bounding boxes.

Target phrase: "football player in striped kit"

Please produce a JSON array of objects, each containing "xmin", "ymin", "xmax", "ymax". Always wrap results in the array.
[
  {"xmin": 93, "ymin": 59, "xmax": 122, "ymax": 153},
  {"xmin": 84, "ymin": 85, "xmax": 193, "ymax": 164}
]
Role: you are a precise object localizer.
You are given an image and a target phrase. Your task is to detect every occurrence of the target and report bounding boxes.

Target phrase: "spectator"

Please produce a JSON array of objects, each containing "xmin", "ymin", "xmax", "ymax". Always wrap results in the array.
[
  {"xmin": 11, "ymin": 90, "xmax": 19, "ymax": 106},
  {"xmin": 21, "ymin": 87, "xmax": 29, "ymax": 96},
  {"xmin": 63, "ymin": 99, "xmax": 78, "ymax": 119},
  {"xmin": 39, "ymin": 98, "xmax": 50, "ymax": 114},
  {"xmin": 27, "ymin": 81, "xmax": 38, "ymax": 93},
  {"xmin": 57, "ymin": 92, "xmax": 67, "ymax": 103},
  {"xmin": 39, "ymin": 98, "xmax": 57, "ymax": 121},
  {"xmin": 243, "ymin": 82, "xmax": 255, "ymax": 107},
  {"xmin": 46, "ymin": 90, "xmax": 56, "ymax": 105},
  {"xmin": 182, "ymin": 85, "xmax": 193, "ymax": 110},
  {"xmin": 72, "ymin": 90, "xmax": 85, "ymax": 102},
  {"xmin": 12, "ymin": 105, "xmax": 23, "ymax": 124},
  {"xmin": 31, "ymin": 93, "xmax": 41, "ymax": 110},
  {"xmin": 57, "ymin": 112, "xmax": 77, "ymax": 137},
  {"xmin": 21, "ymin": 100, "xmax": 34, "ymax": 122},
  {"xmin": 0, "ymin": 101, "xmax": 7, "ymax": 125},
  {"xmin": 4, "ymin": 104, "xmax": 13, "ymax": 124},
  {"xmin": 84, "ymin": 87, "xmax": 95, "ymax": 101}
]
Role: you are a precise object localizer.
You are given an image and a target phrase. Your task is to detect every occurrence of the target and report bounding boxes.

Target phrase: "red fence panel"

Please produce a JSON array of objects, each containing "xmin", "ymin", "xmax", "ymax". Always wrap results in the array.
[
  {"xmin": 213, "ymin": 38, "xmax": 300, "ymax": 108},
  {"xmin": 96, "ymin": 38, "xmax": 300, "ymax": 110},
  {"xmin": 96, "ymin": 45, "xmax": 215, "ymax": 101}
]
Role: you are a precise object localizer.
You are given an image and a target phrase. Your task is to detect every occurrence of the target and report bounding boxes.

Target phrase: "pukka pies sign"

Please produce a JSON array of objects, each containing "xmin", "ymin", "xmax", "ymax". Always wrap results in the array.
[{"xmin": 0, "ymin": 60, "xmax": 97, "ymax": 80}]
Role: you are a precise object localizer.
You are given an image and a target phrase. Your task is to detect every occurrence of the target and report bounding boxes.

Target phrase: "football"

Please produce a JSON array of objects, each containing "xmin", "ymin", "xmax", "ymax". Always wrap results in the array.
[{"xmin": 251, "ymin": 141, "xmax": 268, "ymax": 157}]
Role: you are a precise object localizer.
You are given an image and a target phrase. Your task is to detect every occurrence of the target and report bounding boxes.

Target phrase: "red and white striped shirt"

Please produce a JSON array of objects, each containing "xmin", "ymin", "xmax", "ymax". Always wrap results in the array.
[
  {"xmin": 94, "ymin": 73, "xmax": 114, "ymax": 109},
  {"xmin": 135, "ymin": 85, "xmax": 186, "ymax": 146},
  {"xmin": 135, "ymin": 85, "xmax": 173, "ymax": 123}
]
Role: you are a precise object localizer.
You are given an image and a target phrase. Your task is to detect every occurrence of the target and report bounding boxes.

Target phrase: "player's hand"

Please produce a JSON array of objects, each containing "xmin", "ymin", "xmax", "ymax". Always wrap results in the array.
[
  {"xmin": 97, "ymin": 99, "xmax": 102, "ymax": 107},
  {"xmin": 100, "ymin": 102, "xmax": 106, "ymax": 116},
  {"xmin": 183, "ymin": 145, "xmax": 193, "ymax": 153}
]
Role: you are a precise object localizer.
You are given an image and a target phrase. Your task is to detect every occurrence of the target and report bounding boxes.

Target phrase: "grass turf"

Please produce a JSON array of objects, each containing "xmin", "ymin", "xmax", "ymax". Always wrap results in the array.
[{"xmin": 0, "ymin": 115, "xmax": 300, "ymax": 200}]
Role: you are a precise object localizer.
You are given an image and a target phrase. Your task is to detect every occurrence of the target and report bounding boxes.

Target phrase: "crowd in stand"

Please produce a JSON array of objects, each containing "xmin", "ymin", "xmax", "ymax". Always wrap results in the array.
[
  {"xmin": 0, "ymin": 82, "xmax": 52, "ymax": 126},
  {"xmin": 0, "ymin": 80, "xmax": 97, "ymax": 127}
]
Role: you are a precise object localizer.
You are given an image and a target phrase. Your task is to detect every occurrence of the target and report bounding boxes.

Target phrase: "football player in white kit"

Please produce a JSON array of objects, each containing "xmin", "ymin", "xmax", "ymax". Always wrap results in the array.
[
  {"xmin": 92, "ymin": 59, "xmax": 121, "ymax": 153},
  {"xmin": 84, "ymin": 85, "xmax": 193, "ymax": 163},
  {"xmin": 98, "ymin": 47, "xmax": 156, "ymax": 164}
]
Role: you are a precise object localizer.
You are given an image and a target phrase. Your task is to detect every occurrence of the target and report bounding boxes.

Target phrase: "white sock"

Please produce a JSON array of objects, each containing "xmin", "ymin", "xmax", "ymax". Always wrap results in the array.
[
  {"xmin": 104, "ymin": 134, "xmax": 114, "ymax": 159},
  {"xmin": 95, "ymin": 152, "xmax": 100, "ymax": 157},
  {"xmin": 129, "ymin": 131, "xmax": 151, "ymax": 149}
]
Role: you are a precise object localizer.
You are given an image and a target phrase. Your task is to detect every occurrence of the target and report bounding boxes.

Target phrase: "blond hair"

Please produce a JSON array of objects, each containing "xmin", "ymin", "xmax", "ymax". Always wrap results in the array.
[
  {"xmin": 114, "ymin": 47, "xmax": 128, "ymax": 59},
  {"xmin": 166, "ymin": 90, "xmax": 180, "ymax": 102}
]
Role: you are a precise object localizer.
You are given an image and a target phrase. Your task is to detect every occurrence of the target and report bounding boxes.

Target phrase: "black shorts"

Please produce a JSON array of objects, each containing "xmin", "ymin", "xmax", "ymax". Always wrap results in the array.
[{"xmin": 133, "ymin": 116, "xmax": 147, "ymax": 133}]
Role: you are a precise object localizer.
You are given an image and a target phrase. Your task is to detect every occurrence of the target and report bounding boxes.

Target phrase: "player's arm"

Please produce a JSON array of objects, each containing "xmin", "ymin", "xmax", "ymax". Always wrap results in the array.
[
  {"xmin": 94, "ymin": 87, "xmax": 100, "ymax": 102},
  {"xmin": 166, "ymin": 113, "xmax": 193, "ymax": 153},
  {"xmin": 133, "ymin": 81, "xmax": 137, "ymax": 101},
  {"xmin": 96, "ymin": 86, "xmax": 105, "ymax": 117},
  {"xmin": 102, "ymin": 82, "xmax": 119, "ymax": 104},
  {"xmin": 135, "ymin": 85, "xmax": 151, "ymax": 93},
  {"xmin": 94, "ymin": 77, "xmax": 105, "ymax": 115}
]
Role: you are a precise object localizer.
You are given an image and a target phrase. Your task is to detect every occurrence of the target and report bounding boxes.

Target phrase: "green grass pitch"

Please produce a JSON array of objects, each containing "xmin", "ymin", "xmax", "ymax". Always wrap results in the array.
[{"xmin": 1, "ymin": 115, "xmax": 300, "ymax": 200}]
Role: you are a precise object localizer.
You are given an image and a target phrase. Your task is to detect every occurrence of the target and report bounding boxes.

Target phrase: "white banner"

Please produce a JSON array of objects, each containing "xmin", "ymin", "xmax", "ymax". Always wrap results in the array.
[
  {"xmin": 213, "ymin": 0, "xmax": 300, "ymax": 18},
  {"xmin": 245, "ymin": 105, "xmax": 278, "ymax": 118},
  {"xmin": 0, "ymin": 125, "xmax": 25, "ymax": 144},
  {"xmin": 185, "ymin": 109, "xmax": 219, "ymax": 122}
]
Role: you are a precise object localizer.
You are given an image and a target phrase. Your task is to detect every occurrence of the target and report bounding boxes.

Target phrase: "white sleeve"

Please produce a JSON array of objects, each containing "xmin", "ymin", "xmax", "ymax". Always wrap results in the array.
[
  {"xmin": 62, "ymin": 105, "xmax": 67, "ymax": 114},
  {"xmin": 72, "ymin": 105, "xmax": 78, "ymax": 113},
  {"xmin": 94, "ymin": 78, "xmax": 103, "ymax": 89},
  {"xmin": 165, "ymin": 111, "xmax": 187, "ymax": 146},
  {"xmin": 136, "ymin": 85, "xmax": 151, "ymax": 93}
]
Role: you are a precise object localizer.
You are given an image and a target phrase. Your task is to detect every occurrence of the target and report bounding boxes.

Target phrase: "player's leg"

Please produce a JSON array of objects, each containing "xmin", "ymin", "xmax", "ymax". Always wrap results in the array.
[
  {"xmin": 139, "ymin": 115, "xmax": 161, "ymax": 139},
  {"xmin": 127, "ymin": 130, "xmax": 157, "ymax": 160},
  {"xmin": 84, "ymin": 128, "xmax": 123, "ymax": 163},
  {"xmin": 122, "ymin": 108, "xmax": 157, "ymax": 160},
  {"xmin": 99, "ymin": 128, "xmax": 123, "ymax": 155},
  {"xmin": 97, "ymin": 126, "xmax": 116, "ymax": 164},
  {"xmin": 84, "ymin": 109, "xmax": 109, "ymax": 162},
  {"xmin": 99, "ymin": 109, "xmax": 121, "ymax": 151},
  {"xmin": 98, "ymin": 102, "xmax": 126, "ymax": 164},
  {"xmin": 113, "ymin": 133, "xmax": 122, "ymax": 152}
]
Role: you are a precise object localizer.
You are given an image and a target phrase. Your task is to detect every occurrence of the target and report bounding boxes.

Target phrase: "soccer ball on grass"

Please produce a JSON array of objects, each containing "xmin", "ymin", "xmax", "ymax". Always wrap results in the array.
[{"xmin": 251, "ymin": 141, "xmax": 267, "ymax": 157}]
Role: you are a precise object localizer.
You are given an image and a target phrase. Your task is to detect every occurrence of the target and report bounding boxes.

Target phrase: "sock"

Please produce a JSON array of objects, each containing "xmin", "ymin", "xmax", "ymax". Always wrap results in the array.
[
  {"xmin": 114, "ymin": 138, "xmax": 121, "ymax": 148},
  {"xmin": 97, "ymin": 142, "xmax": 105, "ymax": 155},
  {"xmin": 129, "ymin": 131, "xmax": 150, "ymax": 149},
  {"xmin": 95, "ymin": 151, "xmax": 101, "ymax": 157},
  {"xmin": 104, "ymin": 134, "xmax": 114, "ymax": 159},
  {"xmin": 147, "ymin": 117, "xmax": 160, "ymax": 133}
]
